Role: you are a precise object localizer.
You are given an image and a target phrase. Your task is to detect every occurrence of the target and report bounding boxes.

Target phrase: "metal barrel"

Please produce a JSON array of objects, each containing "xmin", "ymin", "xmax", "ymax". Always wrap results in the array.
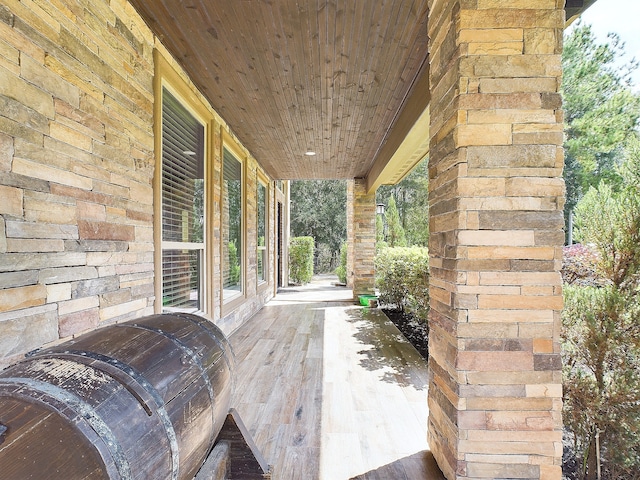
[{"xmin": 0, "ymin": 313, "xmax": 235, "ymax": 480}]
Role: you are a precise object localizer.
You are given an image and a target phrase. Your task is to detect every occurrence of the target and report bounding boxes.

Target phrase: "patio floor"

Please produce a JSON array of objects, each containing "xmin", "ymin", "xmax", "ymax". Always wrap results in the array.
[{"xmin": 229, "ymin": 275, "xmax": 445, "ymax": 479}]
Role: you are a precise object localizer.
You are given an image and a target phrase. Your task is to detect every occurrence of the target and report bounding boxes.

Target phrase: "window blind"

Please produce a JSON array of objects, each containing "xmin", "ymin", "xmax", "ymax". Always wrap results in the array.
[
  {"xmin": 161, "ymin": 88, "xmax": 205, "ymax": 311},
  {"xmin": 222, "ymin": 147, "xmax": 242, "ymax": 294},
  {"xmin": 162, "ymin": 89, "xmax": 205, "ymax": 243}
]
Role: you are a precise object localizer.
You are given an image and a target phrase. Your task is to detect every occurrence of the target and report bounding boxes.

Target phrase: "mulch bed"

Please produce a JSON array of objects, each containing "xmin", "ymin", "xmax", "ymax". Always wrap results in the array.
[{"xmin": 381, "ymin": 308, "xmax": 429, "ymax": 360}]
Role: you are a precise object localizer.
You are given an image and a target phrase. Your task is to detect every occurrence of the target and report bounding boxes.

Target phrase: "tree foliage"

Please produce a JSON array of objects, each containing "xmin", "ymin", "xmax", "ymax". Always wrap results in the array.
[
  {"xmin": 376, "ymin": 158, "xmax": 429, "ymax": 246},
  {"xmin": 290, "ymin": 180, "xmax": 347, "ymax": 272},
  {"xmin": 335, "ymin": 242, "xmax": 347, "ymax": 284},
  {"xmin": 563, "ymin": 145, "xmax": 640, "ymax": 479},
  {"xmin": 384, "ymin": 195, "xmax": 407, "ymax": 247},
  {"xmin": 562, "ymin": 22, "xmax": 640, "ymax": 229},
  {"xmin": 575, "ymin": 185, "xmax": 640, "ymax": 289},
  {"xmin": 563, "ymin": 285, "xmax": 640, "ymax": 479},
  {"xmin": 227, "ymin": 241, "xmax": 240, "ymax": 286}
]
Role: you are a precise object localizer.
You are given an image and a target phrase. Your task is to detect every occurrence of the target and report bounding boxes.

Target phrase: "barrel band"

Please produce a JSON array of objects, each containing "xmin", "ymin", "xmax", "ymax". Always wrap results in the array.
[
  {"xmin": 35, "ymin": 351, "xmax": 181, "ymax": 480},
  {"xmin": 173, "ymin": 312, "xmax": 237, "ymax": 375},
  {"xmin": 166, "ymin": 313, "xmax": 236, "ymax": 447},
  {"xmin": 128, "ymin": 321, "xmax": 218, "ymax": 449},
  {"xmin": 127, "ymin": 323, "xmax": 216, "ymax": 406},
  {"xmin": 0, "ymin": 378, "xmax": 133, "ymax": 480}
]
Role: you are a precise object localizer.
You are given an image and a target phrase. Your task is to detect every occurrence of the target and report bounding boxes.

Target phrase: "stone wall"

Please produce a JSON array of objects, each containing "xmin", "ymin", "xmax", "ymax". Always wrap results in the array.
[
  {"xmin": 426, "ymin": 0, "xmax": 565, "ymax": 478},
  {"xmin": 346, "ymin": 180, "xmax": 354, "ymax": 289},
  {"xmin": 0, "ymin": 0, "xmax": 276, "ymax": 367},
  {"xmin": 0, "ymin": 0, "xmax": 156, "ymax": 368}
]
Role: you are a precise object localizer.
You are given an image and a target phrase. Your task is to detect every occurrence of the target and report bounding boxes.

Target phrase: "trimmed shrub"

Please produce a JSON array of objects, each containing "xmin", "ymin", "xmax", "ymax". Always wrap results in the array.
[
  {"xmin": 335, "ymin": 242, "xmax": 347, "ymax": 284},
  {"xmin": 289, "ymin": 236, "xmax": 314, "ymax": 285},
  {"xmin": 375, "ymin": 246, "xmax": 429, "ymax": 320}
]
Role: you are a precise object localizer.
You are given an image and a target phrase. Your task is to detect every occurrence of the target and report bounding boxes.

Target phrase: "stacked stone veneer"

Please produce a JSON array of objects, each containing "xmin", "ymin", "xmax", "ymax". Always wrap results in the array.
[
  {"xmin": 346, "ymin": 178, "xmax": 376, "ymax": 300},
  {"xmin": 346, "ymin": 180, "xmax": 354, "ymax": 289},
  {"xmin": 0, "ymin": 0, "xmax": 156, "ymax": 367},
  {"xmin": 0, "ymin": 0, "xmax": 275, "ymax": 367},
  {"xmin": 427, "ymin": 1, "xmax": 565, "ymax": 479}
]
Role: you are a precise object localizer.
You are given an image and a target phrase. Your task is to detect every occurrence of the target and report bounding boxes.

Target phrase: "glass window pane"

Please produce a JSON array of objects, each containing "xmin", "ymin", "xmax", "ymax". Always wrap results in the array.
[
  {"xmin": 161, "ymin": 88, "xmax": 205, "ymax": 313},
  {"xmin": 257, "ymin": 183, "xmax": 266, "ymax": 242},
  {"xmin": 162, "ymin": 249, "xmax": 201, "ymax": 312},
  {"xmin": 257, "ymin": 181, "xmax": 266, "ymax": 283},
  {"xmin": 223, "ymin": 147, "xmax": 242, "ymax": 298},
  {"xmin": 161, "ymin": 89, "xmax": 205, "ymax": 244}
]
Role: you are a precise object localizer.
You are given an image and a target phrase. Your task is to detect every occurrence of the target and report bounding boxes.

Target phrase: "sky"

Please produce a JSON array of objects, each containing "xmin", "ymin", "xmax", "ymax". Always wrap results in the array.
[{"xmin": 574, "ymin": 0, "xmax": 640, "ymax": 89}]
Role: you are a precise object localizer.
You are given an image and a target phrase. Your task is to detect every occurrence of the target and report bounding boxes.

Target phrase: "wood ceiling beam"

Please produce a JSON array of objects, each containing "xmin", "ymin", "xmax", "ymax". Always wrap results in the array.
[
  {"xmin": 565, "ymin": 0, "xmax": 599, "ymax": 26},
  {"xmin": 365, "ymin": 59, "xmax": 430, "ymax": 193}
]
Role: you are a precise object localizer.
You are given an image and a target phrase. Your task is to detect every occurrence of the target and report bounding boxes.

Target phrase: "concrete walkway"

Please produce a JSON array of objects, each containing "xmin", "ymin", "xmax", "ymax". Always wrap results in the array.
[{"xmin": 229, "ymin": 275, "xmax": 444, "ymax": 479}]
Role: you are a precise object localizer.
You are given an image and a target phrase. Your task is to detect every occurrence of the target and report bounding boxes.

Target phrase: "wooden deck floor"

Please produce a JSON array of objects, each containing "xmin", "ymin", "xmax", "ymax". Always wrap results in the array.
[{"xmin": 229, "ymin": 276, "xmax": 445, "ymax": 480}]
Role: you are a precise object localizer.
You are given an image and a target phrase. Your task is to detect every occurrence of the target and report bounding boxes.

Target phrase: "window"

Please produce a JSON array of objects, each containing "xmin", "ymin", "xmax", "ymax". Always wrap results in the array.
[
  {"xmin": 161, "ymin": 88, "xmax": 205, "ymax": 312},
  {"xmin": 222, "ymin": 146, "xmax": 243, "ymax": 301},
  {"xmin": 257, "ymin": 179, "xmax": 267, "ymax": 284}
]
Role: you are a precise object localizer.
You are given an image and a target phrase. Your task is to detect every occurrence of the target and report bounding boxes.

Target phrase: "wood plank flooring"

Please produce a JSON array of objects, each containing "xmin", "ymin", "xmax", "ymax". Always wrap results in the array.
[{"xmin": 229, "ymin": 275, "xmax": 445, "ymax": 480}]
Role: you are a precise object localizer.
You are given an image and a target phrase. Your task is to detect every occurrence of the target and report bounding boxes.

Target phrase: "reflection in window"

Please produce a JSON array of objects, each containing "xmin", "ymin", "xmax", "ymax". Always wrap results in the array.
[
  {"xmin": 161, "ymin": 88, "xmax": 204, "ymax": 312},
  {"xmin": 162, "ymin": 250, "xmax": 201, "ymax": 310},
  {"xmin": 223, "ymin": 147, "xmax": 242, "ymax": 300},
  {"xmin": 257, "ymin": 181, "xmax": 267, "ymax": 283}
]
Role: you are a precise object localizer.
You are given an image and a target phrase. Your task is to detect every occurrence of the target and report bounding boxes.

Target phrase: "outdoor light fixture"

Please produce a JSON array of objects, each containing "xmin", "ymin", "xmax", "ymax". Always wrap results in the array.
[
  {"xmin": 376, "ymin": 204, "xmax": 385, "ymax": 215},
  {"xmin": 304, "ymin": 150, "xmax": 316, "ymax": 156}
]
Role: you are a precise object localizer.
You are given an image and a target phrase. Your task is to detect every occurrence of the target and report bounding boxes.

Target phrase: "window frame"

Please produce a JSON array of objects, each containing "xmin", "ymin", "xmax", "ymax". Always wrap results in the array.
[
  {"xmin": 256, "ymin": 173, "xmax": 269, "ymax": 287},
  {"xmin": 154, "ymin": 51, "xmax": 214, "ymax": 316},
  {"xmin": 160, "ymin": 86, "xmax": 208, "ymax": 314}
]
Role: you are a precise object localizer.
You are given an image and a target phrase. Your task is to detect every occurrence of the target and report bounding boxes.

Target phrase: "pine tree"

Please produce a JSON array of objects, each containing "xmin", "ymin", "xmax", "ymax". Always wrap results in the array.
[
  {"xmin": 385, "ymin": 195, "xmax": 407, "ymax": 247},
  {"xmin": 562, "ymin": 22, "xmax": 640, "ymax": 241}
]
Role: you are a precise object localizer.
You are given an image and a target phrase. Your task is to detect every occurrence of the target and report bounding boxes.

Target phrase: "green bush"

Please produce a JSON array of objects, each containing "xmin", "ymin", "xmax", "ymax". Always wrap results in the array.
[
  {"xmin": 563, "ymin": 285, "xmax": 640, "ymax": 479},
  {"xmin": 562, "ymin": 147, "xmax": 640, "ymax": 478},
  {"xmin": 375, "ymin": 246, "xmax": 429, "ymax": 321},
  {"xmin": 289, "ymin": 236, "xmax": 314, "ymax": 285},
  {"xmin": 335, "ymin": 242, "xmax": 347, "ymax": 284}
]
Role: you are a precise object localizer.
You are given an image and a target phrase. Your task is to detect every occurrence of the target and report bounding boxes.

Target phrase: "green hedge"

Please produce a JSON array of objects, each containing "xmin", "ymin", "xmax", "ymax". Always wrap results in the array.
[
  {"xmin": 289, "ymin": 236, "xmax": 314, "ymax": 285},
  {"xmin": 335, "ymin": 242, "xmax": 348, "ymax": 284},
  {"xmin": 375, "ymin": 246, "xmax": 429, "ymax": 321}
]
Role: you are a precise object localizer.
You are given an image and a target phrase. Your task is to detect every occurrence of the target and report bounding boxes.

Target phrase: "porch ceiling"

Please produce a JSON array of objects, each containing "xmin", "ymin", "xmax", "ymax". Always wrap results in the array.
[
  {"xmin": 129, "ymin": 0, "xmax": 430, "ymax": 184},
  {"xmin": 130, "ymin": 1, "xmax": 591, "ymax": 185}
]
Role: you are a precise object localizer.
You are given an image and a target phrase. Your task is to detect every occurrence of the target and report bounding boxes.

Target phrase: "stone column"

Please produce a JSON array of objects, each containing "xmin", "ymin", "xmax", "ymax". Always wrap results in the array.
[
  {"xmin": 346, "ymin": 180, "xmax": 355, "ymax": 289},
  {"xmin": 346, "ymin": 178, "xmax": 376, "ymax": 300},
  {"xmin": 427, "ymin": 1, "xmax": 565, "ymax": 479}
]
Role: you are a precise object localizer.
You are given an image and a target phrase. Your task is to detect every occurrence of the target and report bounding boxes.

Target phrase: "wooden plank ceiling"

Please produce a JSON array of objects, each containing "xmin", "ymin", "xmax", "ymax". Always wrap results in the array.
[
  {"xmin": 129, "ymin": 0, "xmax": 430, "ymax": 181},
  {"xmin": 130, "ymin": 1, "xmax": 590, "ymax": 183}
]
